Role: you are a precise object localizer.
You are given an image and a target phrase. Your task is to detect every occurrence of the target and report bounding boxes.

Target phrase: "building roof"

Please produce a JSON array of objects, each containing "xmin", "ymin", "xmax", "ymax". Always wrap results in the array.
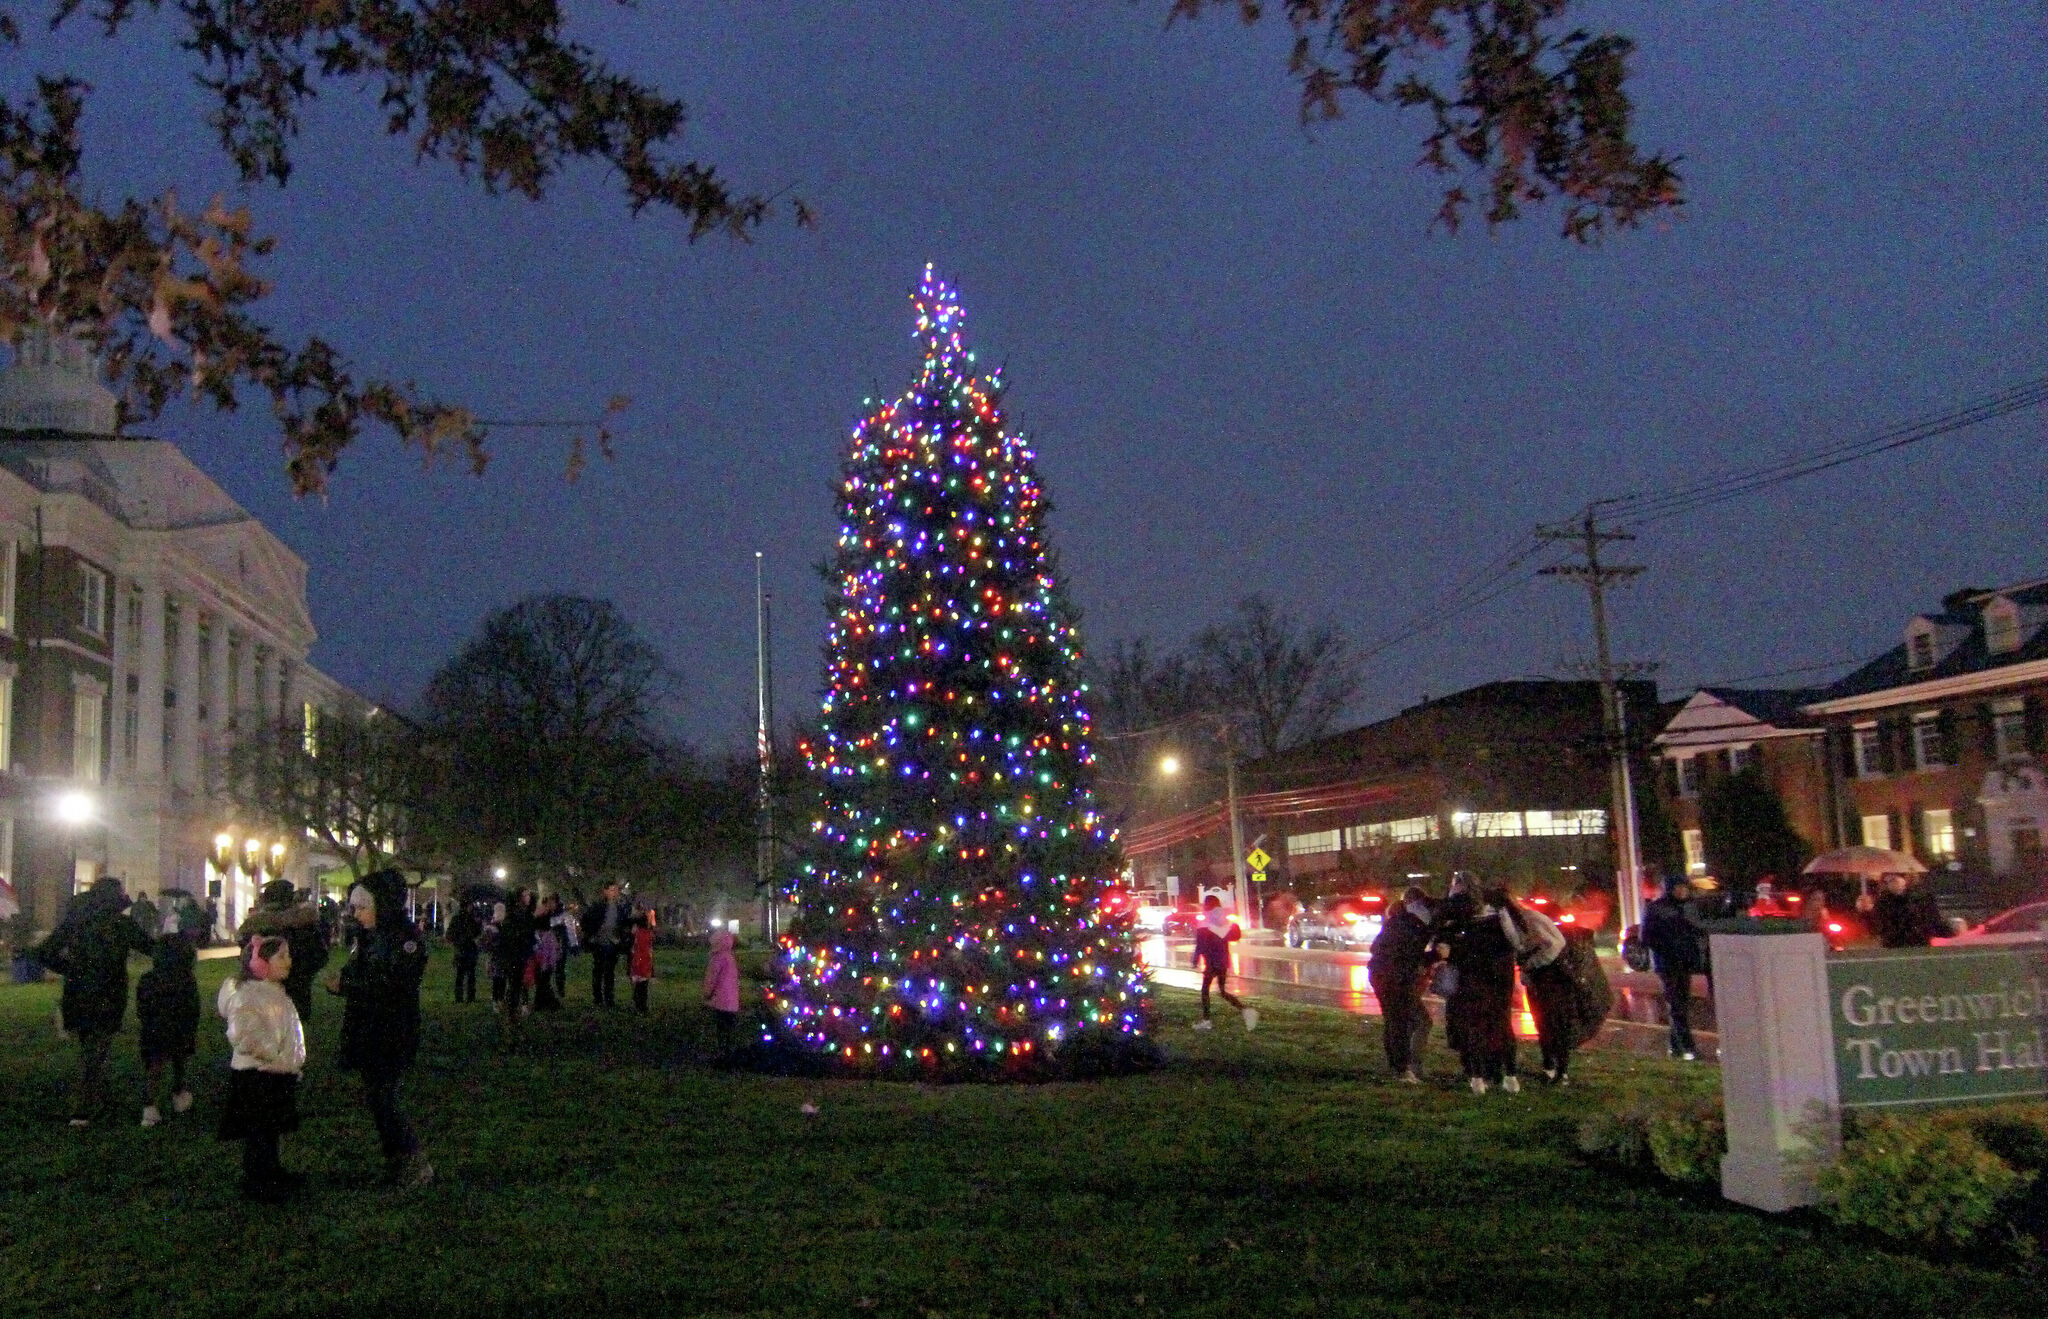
[
  {"xmin": 1813, "ymin": 579, "xmax": 2048, "ymax": 705},
  {"xmin": 1654, "ymin": 687, "xmax": 1824, "ymax": 751}
]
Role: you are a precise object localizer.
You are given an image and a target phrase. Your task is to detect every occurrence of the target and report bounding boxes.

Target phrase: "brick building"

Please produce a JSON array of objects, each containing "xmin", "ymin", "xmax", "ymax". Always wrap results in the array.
[
  {"xmin": 1653, "ymin": 688, "xmax": 1833, "ymax": 877},
  {"xmin": 1121, "ymin": 680, "xmax": 1661, "ymax": 902},
  {"xmin": 0, "ymin": 333, "xmax": 352, "ymax": 935},
  {"xmin": 1802, "ymin": 581, "xmax": 2048, "ymax": 887},
  {"xmin": 1651, "ymin": 578, "xmax": 2048, "ymax": 900}
]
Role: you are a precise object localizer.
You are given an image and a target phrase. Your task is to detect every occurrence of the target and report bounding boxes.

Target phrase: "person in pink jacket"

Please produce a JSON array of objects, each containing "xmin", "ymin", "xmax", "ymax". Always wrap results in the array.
[{"xmin": 702, "ymin": 928, "xmax": 741, "ymax": 1062}]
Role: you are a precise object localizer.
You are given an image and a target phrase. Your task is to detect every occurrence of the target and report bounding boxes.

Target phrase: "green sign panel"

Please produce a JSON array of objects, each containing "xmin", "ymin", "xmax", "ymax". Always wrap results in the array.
[{"xmin": 1826, "ymin": 944, "xmax": 2048, "ymax": 1109}]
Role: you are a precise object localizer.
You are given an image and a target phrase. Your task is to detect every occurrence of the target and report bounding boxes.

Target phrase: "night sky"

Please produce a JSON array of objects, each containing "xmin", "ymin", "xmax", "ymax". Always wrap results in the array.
[{"xmin": 14, "ymin": 2, "xmax": 2045, "ymax": 751}]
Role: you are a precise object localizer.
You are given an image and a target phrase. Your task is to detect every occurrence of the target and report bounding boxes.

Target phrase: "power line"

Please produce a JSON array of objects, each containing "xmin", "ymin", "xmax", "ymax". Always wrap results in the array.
[{"xmin": 1603, "ymin": 375, "xmax": 2048, "ymax": 526}]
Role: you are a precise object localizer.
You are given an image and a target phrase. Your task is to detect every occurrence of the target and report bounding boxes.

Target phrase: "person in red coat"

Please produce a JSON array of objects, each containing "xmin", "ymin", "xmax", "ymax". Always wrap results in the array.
[{"xmin": 628, "ymin": 910, "xmax": 657, "ymax": 1014}]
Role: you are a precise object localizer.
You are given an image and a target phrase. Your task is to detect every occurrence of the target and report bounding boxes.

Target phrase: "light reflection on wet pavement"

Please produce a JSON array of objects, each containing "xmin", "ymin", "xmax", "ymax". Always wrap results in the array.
[{"xmin": 1139, "ymin": 935, "xmax": 1718, "ymax": 1058}]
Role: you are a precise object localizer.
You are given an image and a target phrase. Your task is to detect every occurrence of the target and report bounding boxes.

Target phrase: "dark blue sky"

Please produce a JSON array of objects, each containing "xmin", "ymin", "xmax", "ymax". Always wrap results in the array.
[{"xmin": 16, "ymin": 2, "xmax": 2046, "ymax": 749}]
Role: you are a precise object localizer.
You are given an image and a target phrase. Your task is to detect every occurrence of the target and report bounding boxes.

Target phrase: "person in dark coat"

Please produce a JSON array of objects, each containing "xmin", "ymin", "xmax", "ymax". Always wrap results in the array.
[
  {"xmin": 1442, "ymin": 887, "xmax": 1519, "ymax": 1093},
  {"xmin": 237, "ymin": 880, "xmax": 330, "ymax": 1025},
  {"xmin": 579, "ymin": 881, "xmax": 632, "ymax": 1007},
  {"xmin": 136, "ymin": 933, "xmax": 200, "ymax": 1126},
  {"xmin": 1367, "ymin": 887, "xmax": 1436, "ymax": 1082},
  {"xmin": 1861, "ymin": 874, "xmax": 1947, "ymax": 948},
  {"xmin": 1191, "ymin": 896, "xmax": 1255, "ymax": 1030},
  {"xmin": 33, "ymin": 875, "xmax": 152, "ymax": 1125},
  {"xmin": 325, "ymin": 870, "xmax": 433, "ymax": 1188},
  {"xmin": 498, "ymin": 889, "xmax": 539, "ymax": 1025},
  {"xmin": 446, "ymin": 900, "xmax": 482, "ymax": 1003},
  {"xmin": 1642, "ymin": 877, "xmax": 1705, "ymax": 1060}
]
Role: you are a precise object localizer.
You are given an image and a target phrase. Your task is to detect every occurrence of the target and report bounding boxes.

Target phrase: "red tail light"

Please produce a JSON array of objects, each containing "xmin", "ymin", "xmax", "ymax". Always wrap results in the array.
[
  {"xmin": 1559, "ymin": 914, "xmax": 1576, "ymax": 924},
  {"xmin": 1827, "ymin": 922, "xmax": 1843, "ymax": 934}
]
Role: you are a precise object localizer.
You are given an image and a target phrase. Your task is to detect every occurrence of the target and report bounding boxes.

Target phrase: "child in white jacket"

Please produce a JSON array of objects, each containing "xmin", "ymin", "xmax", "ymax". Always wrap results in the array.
[{"xmin": 216, "ymin": 935, "xmax": 307, "ymax": 1203}]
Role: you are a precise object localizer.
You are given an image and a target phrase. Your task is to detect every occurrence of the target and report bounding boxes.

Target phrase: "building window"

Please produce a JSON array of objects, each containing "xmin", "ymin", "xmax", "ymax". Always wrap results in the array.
[
  {"xmin": 1861, "ymin": 814, "xmax": 1893, "ymax": 851},
  {"xmin": 1453, "ymin": 811, "xmax": 1525, "ymax": 839},
  {"xmin": 1986, "ymin": 604, "xmax": 2019, "ymax": 654},
  {"xmin": 1682, "ymin": 828, "xmax": 1706, "ymax": 876},
  {"xmin": 1347, "ymin": 816, "xmax": 1439, "ymax": 847},
  {"xmin": 1523, "ymin": 809, "xmax": 1607, "ymax": 837},
  {"xmin": 302, "ymin": 701, "xmax": 319, "ymax": 757},
  {"xmin": 123, "ymin": 673, "xmax": 139, "ymax": 770},
  {"xmin": 1912, "ymin": 714, "xmax": 1948, "ymax": 771},
  {"xmin": 1287, "ymin": 828, "xmax": 1340, "ymax": 856},
  {"xmin": 1922, "ymin": 808, "xmax": 1956, "ymax": 862},
  {"xmin": 1908, "ymin": 631, "xmax": 1936, "ymax": 671},
  {"xmin": 1854, "ymin": 724, "xmax": 1884, "ymax": 778},
  {"xmin": 73, "ymin": 683, "xmax": 105, "ymax": 782},
  {"xmin": 1676, "ymin": 755, "xmax": 1703, "ymax": 798},
  {"xmin": 0, "ymin": 672, "xmax": 11, "ymax": 772},
  {"xmin": 1729, "ymin": 745, "xmax": 1756, "ymax": 775},
  {"xmin": 0, "ymin": 816, "xmax": 11, "ymax": 885},
  {"xmin": 78, "ymin": 565, "xmax": 107, "ymax": 637},
  {"xmin": 0, "ymin": 539, "xmax": 14, "ymax": 634},
  {"xmin": 1993, "ymin": 699, "xmax": 2028, "ymax": 763}
]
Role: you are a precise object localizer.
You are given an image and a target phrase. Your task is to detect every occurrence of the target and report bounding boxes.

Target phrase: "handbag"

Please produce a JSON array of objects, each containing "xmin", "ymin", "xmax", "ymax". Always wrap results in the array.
[
  {"xmin": 1620, "ymin": 924, "xmax": 1652, "ymax": 973},
  {"xmin": 1427, "ymin": 962, "xmax": 1458, "ymax": 999}
]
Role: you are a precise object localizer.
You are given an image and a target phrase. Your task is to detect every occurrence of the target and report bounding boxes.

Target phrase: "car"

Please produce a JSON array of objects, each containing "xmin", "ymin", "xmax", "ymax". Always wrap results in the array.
[
  {"xmin": 1938, "ymin": 899, "xmax": 2048, "ymax": 946},
  {"xmin": 1160, "ymin": 907, "xmax": 1201, "ymax": 939},
  {"xmin": 1285, "ymin": 896, "xmax": 1384, "ymax": 951}
]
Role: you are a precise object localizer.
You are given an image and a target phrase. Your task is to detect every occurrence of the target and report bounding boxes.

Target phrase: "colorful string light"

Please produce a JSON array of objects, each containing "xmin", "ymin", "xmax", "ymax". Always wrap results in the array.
[{"xmin": 772, "ymin": 265, "xmax": 1149, "ymax": 1071}]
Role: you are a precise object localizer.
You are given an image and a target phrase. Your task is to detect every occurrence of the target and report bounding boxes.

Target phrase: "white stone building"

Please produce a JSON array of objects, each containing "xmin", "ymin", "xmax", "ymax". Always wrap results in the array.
[{"xmin": 0, "ymin": 333, "xmax": 352, "ymax": 935}]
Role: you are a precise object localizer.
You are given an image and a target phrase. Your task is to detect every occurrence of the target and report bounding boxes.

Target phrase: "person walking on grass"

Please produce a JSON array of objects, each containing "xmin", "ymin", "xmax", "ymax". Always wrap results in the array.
[
  {"xmin": 1192, "ymin": 896, "xmax": 1256, "ymax": 1032},
  {"xmin": 1367, "ymin": 887, "xmax": 1435, "ymax": 1083},
  {"xmin": 549, "ymin": 893, "xmax": 577, "ymax": 1002},
  {"xmin": 497, "ymin": 890, "xmax": 539, "ymax": 1027},
  {"xmin": 1443, "ymin": 885, "xmax": 1519, "ymax": 1094},
  {"xmin": 628, "ymin": 910, "xmax": 657, "ymax": 1014},
  {"xmin": 1642, "ymin": 876, "xmax": 1705, "ymax": 1061},
  {"xmin": 580, "ymin": 880, "xmax": 632, "ymax": 1007},
  {"xmin": 531, "ymin": 895, "xmax": 564, "ymax": 1012},
  {"xmin": 326, "ymin": 870, "xmax": 433, "ymax": 1189},
  {"xmin": 136, "ymin": 932, "xmax": 199, "ymax": 1127},
  {"xmin": 446, "ymin": 899, "xmax": 482, "ymax": 1004},
  {"xmin": 236, "ymin": 880, "xmax": 330, "ymax": 1026},
  {"xmin": 33, "ymin": 875, "xmax": 151, "ymax": 1127},
  {"xmin": 1496, "ymin": 887, "xmax": 1573, "ymax": 1085},
  {"xmin": 217, "ymin": 935, "xmax": 306, "ymax": 1202},
  {"xmin": 703, "ymin": 927, "xmax": 741, "ymax": 1062}
]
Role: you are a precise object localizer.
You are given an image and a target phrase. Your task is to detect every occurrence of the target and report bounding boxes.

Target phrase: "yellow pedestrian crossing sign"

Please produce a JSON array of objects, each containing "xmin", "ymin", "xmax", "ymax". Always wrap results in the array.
[{"xmin": 1245, "ymin": 847, "xmax": 1270, "ymax": 872}]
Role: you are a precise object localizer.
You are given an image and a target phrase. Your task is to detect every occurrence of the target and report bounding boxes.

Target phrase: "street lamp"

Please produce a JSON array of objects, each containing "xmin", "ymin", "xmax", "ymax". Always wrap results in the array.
[
  {"xmin": 52, "ymin": 790, "xmax": 95, "ymax": 893},
  {"xmin": 493, "ymin": 865, "xmax": 509, "ymax": 881},
  {"xmin": 1157, "ymin": 725, "xmax": 1251, "ymax": 928},
  {"xmin": 1158, "ymin": 754, "xmax": 1181, "ymax": 777}
]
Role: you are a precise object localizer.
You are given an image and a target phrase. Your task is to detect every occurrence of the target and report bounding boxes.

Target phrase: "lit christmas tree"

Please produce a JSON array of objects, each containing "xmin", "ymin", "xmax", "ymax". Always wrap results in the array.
[{"xmin": 773, "ymin": 266, "xmax": 1149, "ymax": 1072}]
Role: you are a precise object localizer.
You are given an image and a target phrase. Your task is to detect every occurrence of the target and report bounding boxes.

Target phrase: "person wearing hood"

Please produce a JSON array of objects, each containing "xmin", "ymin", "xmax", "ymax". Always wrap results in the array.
[
  {"xmin": 33, "ymin": 875, "xmax": 152, "ymax": 1126},
  {"xmin": 1368, "ymin": 887, "xmax": 1437, "ymax": 1083},
  {"xmin": 324, "ymin": 870, "xmax": 433, "ymax": 1188},
  {"xmin": 1191, "ymin": 896, "xmax": 1257, "ymax": 1032},
  {"xmin": 1443, "ymin": 885, "xmax": 1519, "ymax": 1094},
  {"xmin": 136, "ymin": 932, "xmax": 200, "ymax": 1126},
  {"xmin": 702, "ymin": 927, "xmax": 741, "ymax": 1062},
  {"xmin": 445, "ymin": 898, "xmax": 482, "ymax": 1004},
  {"xmin": 237, "ymin": 880, "xmax": 330, "ymax": 1025},
  {"xmin": 1497, "ymin": 888, "xmax": 1573, "ymax": 1084}
]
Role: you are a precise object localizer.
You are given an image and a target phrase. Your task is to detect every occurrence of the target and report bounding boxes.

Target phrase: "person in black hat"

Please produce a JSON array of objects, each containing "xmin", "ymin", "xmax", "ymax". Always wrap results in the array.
[
  {"xmin": 237, "ymin": 879, "xmax": 330, "ymax": 1025},
  {"xmin": 326, "ymin": 869, "xmax": 433, "ymax": 1188},
  {"xmin": 33, "ymin": 876, "xmax": 152, "ymax": 1126}
]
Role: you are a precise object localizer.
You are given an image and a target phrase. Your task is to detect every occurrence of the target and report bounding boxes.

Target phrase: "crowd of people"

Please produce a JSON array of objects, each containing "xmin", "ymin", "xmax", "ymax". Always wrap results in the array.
[
  {"xmin": 31, "ymin": 870, "xmax": 433, "ymax": 1202},
  {"xmin": 1356, "ymin": 874, "xmax": 1608, "ymax": 1093},
  {"xmin": 30, "ymin": 865, "xmax": 754, "ymax": 1205}
]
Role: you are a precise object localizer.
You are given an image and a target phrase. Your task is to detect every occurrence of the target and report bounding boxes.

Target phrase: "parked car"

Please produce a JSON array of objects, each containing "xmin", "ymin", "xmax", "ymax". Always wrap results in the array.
[
  {"xmin": 1938, "ymin": 899, "xmax": 2048, "ymax": 946},
  {"xmin": 1285, "ymin": 896, "xmax": 1384, "ymax": 951},
  {"xmin": 1160, "ymin": 907, "xmax": 1201, "ymax": 939}
]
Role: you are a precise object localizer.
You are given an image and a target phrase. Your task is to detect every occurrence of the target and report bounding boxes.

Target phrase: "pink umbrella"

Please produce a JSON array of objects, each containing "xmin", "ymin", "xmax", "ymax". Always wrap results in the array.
[{"xmin": 1802, "ymin": 846, "xmax": 1927, "ymax": 878}]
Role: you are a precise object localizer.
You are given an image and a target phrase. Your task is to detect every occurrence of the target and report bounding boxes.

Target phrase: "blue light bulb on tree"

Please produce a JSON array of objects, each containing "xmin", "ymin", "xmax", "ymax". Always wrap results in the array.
[{"xmin": 775, "ymin": 265, "xmax": 1150, "ymax": 1072}]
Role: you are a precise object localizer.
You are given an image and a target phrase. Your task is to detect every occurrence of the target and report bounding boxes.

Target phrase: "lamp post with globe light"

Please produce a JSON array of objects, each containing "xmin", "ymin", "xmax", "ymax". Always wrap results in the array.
[{"xmin": 52, "ymin": 789, "xmax": 95, "ymax": 896}]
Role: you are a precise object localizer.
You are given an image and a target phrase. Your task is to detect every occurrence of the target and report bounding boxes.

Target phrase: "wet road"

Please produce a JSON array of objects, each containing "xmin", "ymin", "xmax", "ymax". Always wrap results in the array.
[{"xmin": 1141, "ymin": 934, "xmax": 1718, "ymax": 1058}]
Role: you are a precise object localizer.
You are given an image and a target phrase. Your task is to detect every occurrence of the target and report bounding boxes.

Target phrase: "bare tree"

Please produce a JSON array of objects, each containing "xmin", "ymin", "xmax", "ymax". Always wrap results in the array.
[
  {"xmin": 1194, "ymin": 595, "xmax": 1362, "ymax": 758},
  {"xmin": 223, "ymin": 704, "xmax": 437, "ymax": 881},
  {"xmin": 421, "ymin": 594, "xmax": 677, "ymax": 897}
]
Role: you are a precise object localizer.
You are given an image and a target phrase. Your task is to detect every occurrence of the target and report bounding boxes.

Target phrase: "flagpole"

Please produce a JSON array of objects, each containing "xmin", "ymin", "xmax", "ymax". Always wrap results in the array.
[{"xmin": 755, "ymin": 552, "xmax": 776, "ymax": 942}]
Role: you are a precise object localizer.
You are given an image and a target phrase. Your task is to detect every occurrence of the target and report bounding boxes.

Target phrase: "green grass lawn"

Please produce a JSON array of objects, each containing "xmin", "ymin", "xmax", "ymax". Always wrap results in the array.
[{"xmin": 0, "ymin": 949, "xmax": 2035, "ymax": 1319}]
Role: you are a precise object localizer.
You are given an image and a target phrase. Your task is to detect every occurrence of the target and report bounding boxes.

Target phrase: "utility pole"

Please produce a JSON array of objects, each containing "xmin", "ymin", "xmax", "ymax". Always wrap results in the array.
[
  {"xmin": 1222, "ymin": 727, "xmax": 1251, "ymax": 930},
  {"xmin": 755, "ymin": 552, "xmax": 777, "ymax": 943},
  {"xmin": 1539, "ymin": 502, "xmax": 1653, "ymax": 936}
]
